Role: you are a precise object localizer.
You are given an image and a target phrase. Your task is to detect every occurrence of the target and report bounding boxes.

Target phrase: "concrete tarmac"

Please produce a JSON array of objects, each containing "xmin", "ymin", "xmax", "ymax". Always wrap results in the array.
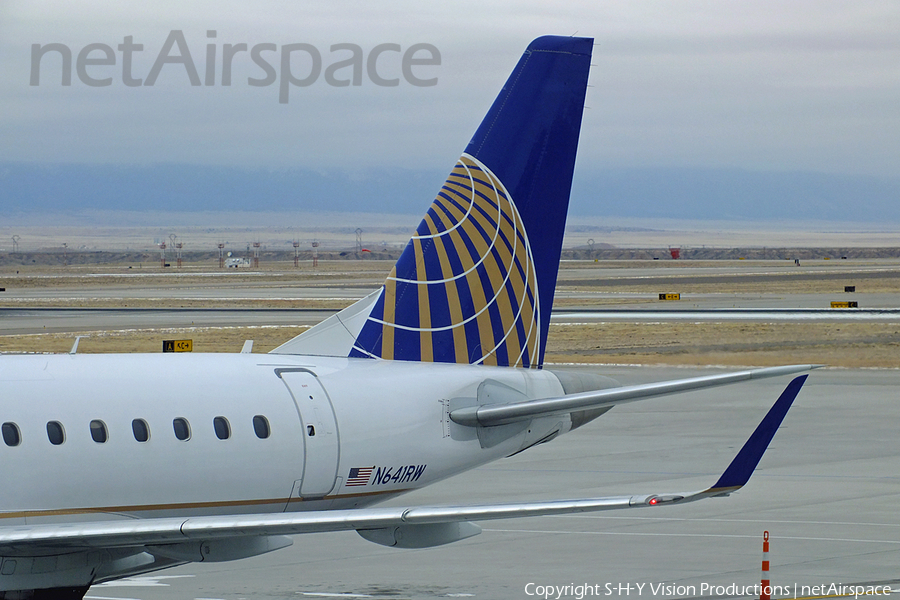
[
  {"xmin": 3, "ymin": 306, "xmax": 897, "ymax": 337},
  {"xmin": 552, "ymin": 308, "xmax": 900, "ymax": 322},
  {"xmin": 83, "ymin": 366, "xmax": 900, "ymax": 600}
]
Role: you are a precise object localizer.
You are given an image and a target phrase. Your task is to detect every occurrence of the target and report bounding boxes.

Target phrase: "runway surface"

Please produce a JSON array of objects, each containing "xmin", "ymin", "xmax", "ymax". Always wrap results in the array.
[
  {"xmin": 79, "ymin": 366, "xmax": 900, "ymax": 600},
  {"xmin": 552, "ymin": 308, "xmax": 900, "ymax": 322},
  {"xmin": 556, "ymin": 264, "xmax": 900, "ymax": 287},
  {"xmin": 3, "ymin": 306, "xmax": 897, "ymax": 336}
]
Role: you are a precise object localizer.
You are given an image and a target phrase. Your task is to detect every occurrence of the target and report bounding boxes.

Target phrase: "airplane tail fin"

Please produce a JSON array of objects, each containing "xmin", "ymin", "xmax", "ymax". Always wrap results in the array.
[{"xmin": 273, "ymin": 36, "xmax": 593, "ymax": 368}]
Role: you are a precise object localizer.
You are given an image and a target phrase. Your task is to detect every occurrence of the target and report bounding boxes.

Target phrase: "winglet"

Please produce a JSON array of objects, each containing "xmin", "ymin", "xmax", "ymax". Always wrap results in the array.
[{"xmin": 705, "ymin": 375, "xmax": 808, "ymax": 495}]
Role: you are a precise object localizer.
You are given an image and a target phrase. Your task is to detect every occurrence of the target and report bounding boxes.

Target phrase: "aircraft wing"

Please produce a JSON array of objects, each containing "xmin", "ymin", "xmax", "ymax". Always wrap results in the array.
[
  {"xmin": 451, "ymin": 364, "xmax": 818, "ymax": 426},
  {"xmin": 0, "ymin": 375, "xmax": 806, "ymax": 554}
]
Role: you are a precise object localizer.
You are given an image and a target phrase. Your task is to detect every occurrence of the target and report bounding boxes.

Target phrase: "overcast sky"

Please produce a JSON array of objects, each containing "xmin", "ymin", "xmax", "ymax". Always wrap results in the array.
[{"xmin": 2, "ymin": 1, "xmax": 899, "ymax": 180}]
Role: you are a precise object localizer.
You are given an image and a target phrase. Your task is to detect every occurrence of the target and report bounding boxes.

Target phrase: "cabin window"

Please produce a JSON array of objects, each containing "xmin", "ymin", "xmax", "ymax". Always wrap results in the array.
[
  {"xmin": 46, "ymin": 421, "xmax": 65, "ymax": 445},
  {"xmin": 173, "ymin": 418, "xmax": 191, "ymax": 441},
  {"xmin": 132, "ymin": 419, "xmax": 150, "ymax": 442},
  {"xmin": 1, "ymin": 422, "xmax": 20, "ymax": 447},
  {"xmin": 252, "ymin": 415, "xmax": 270, "ymax": 439},
  {"xmin": 90, "ymin": 420, "xmax": 108, "ymax": 443},
  {"xmin": 213, "ymin": 416, "xmax": 231, "ymax": 440}
]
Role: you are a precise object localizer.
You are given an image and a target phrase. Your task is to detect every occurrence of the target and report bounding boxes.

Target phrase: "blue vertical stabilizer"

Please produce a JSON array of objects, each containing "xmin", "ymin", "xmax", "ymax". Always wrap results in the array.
[{"xmin": 274, "ymin": 36, "xmax": 593, "ymax": 367}]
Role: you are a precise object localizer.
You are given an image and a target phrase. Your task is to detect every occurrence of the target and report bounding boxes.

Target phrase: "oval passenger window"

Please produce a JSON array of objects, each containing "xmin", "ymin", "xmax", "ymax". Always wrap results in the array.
[
  {"xmin": 90, "ymin": 420, "xmax": 108, "ymax": 443},
  {"xmin": 252, "ymin": 415, "xmax": 270, "ymax": 439},
  {"xmin": 1, "ymin": 422, "xmax": 21, "ymax": 447},
  {"xmin": 213, "ymin": 416, "xmax": 230, "ymax": 440},
  {"xmin": 173, "ymin": 417, "xmax": 191, "ymax": 441},
  {"xmin": 47, "ymin": 421, "xmax": 65, "ymax": 445},
  {"xmin": 132, "ymin": 419, "xmax": 150, "ymax": 443}
]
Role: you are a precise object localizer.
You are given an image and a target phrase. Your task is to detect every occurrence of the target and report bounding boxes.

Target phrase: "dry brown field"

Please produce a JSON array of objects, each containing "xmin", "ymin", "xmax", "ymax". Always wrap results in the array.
[{"xmin": 2, "ymin": 258, "xmax": 899, "ymax": 369}]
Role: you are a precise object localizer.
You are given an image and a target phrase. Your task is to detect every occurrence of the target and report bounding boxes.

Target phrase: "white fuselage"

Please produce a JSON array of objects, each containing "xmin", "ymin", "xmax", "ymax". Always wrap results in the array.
[{"xmin": 0, "ymin": 353, "xmax": 569, "ymax": 525}]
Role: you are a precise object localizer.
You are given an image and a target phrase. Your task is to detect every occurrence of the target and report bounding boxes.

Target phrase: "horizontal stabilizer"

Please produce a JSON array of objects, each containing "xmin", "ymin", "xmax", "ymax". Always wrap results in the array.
[
  {"xmin": 450, "ymin": 364, "xmax": 819, "ymax": 427},
  {"xmin": 271, "ymin": 291, "xmax": 381, "ymax": 356}
]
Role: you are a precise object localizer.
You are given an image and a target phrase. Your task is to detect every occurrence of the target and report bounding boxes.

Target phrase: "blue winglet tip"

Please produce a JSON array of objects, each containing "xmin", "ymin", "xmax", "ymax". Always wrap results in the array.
[{"xmin": 709, "ymin": 374, "xmax": 808, "ymax": 492}]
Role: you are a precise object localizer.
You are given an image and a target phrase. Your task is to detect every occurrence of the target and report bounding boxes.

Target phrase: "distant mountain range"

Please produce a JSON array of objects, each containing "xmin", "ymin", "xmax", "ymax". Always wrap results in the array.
[{"xmin": 2, "ymin": 162, "xmax": 898, "ymax": 223}]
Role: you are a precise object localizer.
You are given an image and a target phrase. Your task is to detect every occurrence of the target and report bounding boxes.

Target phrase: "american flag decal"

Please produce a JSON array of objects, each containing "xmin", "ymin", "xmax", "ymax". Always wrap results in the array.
[{"xmin": 345, "ymin": 466, "xmax": 374, "ymax": 487}]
